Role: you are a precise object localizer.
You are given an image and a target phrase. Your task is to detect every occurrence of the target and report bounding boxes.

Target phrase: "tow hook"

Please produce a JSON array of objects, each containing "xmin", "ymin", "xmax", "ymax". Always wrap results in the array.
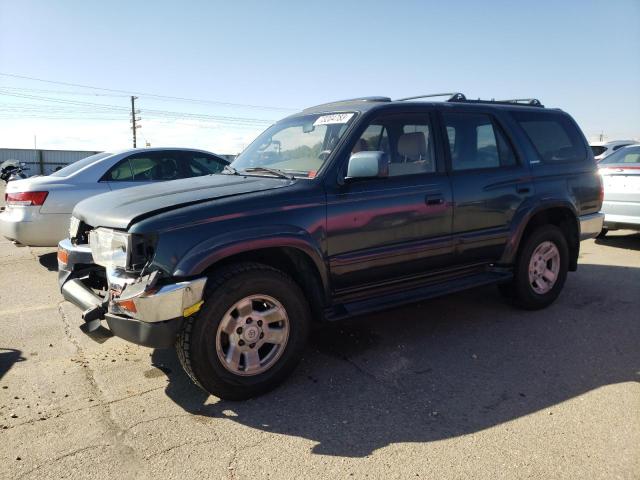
[{"xmin": 81, "ymin": 305, "xmax": 106, "ymax": 333}]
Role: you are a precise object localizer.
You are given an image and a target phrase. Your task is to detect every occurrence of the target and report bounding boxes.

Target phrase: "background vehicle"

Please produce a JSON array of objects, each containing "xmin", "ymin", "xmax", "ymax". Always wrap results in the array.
[
  {"xmin": 590, "ymin": 140, "xmax": 638, "ymax": 162},
  {"xmin": 59, "ymin": 94, "xmax": 603, "ymax": 400},
  {"xmin": 598, "ymin": 144, "xmax": 640, "ymax": 235},
  {"xmin": 0, "ymin": 160, "xmax": 29, "ymax": 183},
  {"xmin": 1, "ymin": 147, "xmax": 228, "ymax": 246}
]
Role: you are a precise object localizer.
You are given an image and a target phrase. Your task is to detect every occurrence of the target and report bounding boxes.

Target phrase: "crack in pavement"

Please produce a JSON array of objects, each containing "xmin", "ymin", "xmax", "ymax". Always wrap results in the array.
[
  {"xmin": 124, "ymin": 413, "xmax": 194, "ymax": 433},
  {"xmin": 226, "ymin": 436, "xmax": 267, "ymax": 480},
  {"xmin": 15, "ymin": 444, "xmax": 111, "ymax": 480},
  {"xmin": 143, "ymin": 436, "xmax": 220, "ymax": 460},
  {"xmin": 5, "ymin": 385, "xmax": 167, "ymax": 431},
  {"xmin": 318, "ymin": 350, "xmax": 402, "ymax": 393},
  {"xmin": 56, "ymin": 303, "xmax": 146, "ymax": 478}
]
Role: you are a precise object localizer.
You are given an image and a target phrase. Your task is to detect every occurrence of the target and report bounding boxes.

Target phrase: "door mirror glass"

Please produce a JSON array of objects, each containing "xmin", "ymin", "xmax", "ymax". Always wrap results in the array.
[{"xmin": 346, "ymin": 151, "xmax": 389, "ymax": 180}]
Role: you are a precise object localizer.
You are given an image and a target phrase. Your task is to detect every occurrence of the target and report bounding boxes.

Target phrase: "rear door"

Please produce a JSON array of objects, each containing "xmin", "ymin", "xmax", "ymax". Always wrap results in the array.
[{"xmin": 440, "ymin": 109, "xmax": 534, "ymax": 264}]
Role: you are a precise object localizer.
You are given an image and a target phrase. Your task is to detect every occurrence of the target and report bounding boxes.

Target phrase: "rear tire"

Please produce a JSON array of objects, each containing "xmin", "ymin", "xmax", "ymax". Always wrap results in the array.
[
  {"xmin": 501, "ymin": 225, "xmax": 569, "ymax": 310},
  {"xmin": 177, "ymin": 262, "xmax": 310, "ymax": 400},
  {"xmin": 597, "ymin": 227, "xmax": 608, "ymax": 238}
]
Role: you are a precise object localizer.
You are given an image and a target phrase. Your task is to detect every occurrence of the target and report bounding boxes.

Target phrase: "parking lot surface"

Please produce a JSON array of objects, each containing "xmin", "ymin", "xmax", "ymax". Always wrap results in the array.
[{"xmin": 1, "ymin": 192, "xmax": 639, "ymax": 479}]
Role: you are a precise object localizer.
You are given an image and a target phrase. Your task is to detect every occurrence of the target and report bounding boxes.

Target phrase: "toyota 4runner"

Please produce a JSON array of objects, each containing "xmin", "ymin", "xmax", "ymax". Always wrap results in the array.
[{"xmin": 58, "ymin": 93, "xmax": 604, "ymax": 399}]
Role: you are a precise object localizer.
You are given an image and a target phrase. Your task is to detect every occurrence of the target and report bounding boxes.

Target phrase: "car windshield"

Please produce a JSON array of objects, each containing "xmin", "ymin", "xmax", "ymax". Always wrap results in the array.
[
  {"xmin": 599, "ymin": 145, "xmax": 640, "ymax": 165},
  {"xmin": 231, "ymin": 112, "xmax": 356, "ymax": 178},
  {"xmin": 49, "ymin": 152, "xmax": 112, "ymax": 177}
]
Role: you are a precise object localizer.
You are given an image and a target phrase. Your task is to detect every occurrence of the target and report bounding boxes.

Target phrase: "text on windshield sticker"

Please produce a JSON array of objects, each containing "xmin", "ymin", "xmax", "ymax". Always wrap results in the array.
[{"xmin": 313, "ymin": 113, "xmax": 354, "ymax": 126}]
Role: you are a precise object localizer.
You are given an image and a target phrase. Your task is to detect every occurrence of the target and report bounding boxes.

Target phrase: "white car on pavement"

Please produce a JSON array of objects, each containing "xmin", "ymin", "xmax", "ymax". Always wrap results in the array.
[
  {"xmin": 590, "ymin": 140, "xmax": 638, "ymax": 162},
  {"xmin": 598, "ymin": 144, "xmax": 640, "ymax": 235},
  {"xmin": 0, "ymin": 147, "xmax": 228, "ymax": 246}
]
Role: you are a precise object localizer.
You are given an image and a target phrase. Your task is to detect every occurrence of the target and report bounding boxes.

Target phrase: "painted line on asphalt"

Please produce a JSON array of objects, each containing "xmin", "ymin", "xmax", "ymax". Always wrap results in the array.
[{"xmin": 0, "ymin": 304, "xmax": 60, "ymax": 316}]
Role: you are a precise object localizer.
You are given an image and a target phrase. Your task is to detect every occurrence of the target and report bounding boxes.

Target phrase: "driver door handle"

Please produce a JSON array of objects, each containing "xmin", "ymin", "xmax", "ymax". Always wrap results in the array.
[{"xmin": 425, "ymin": 194, "xmax": 444, "ymax": 206}]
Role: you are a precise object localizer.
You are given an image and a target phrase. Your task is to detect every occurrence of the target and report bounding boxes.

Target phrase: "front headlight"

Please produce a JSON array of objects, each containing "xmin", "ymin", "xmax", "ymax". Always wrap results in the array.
[{"xmin": 89, "ymin": 228, "xmax": 131, "ymax": 269}]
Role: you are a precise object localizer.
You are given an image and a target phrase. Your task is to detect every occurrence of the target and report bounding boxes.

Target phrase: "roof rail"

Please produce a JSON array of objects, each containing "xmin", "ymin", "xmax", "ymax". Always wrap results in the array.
[
  {"xmin": 496, "ymin": 98, "xmax": 544, "ymax": 107},
  {"xmin": 303, "ymin": 96, "xmax": 391, "ymax": 112},
  {"xmin": 396, "ymin": 92, "xmax": 466, "ymax": 102}
]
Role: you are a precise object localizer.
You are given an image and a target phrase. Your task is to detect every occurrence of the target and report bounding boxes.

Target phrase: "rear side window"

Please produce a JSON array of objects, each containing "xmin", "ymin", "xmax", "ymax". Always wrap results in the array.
[
  {"xmin": 591, "ymin": 146, "xmax": 607, "ymax": 156},
  {"xmin": 129, "ymin": 155, "xmax": 181, "ymax": 181},
  {"xmin": 103, "ymin": 159, "xmax": 134, "ymax": 181},
  {"xmin": 513, "ymin": 111, "xmax": 586, "ymax": 163},
  {"xmin": 443, "ymin": 112, "xmax": 517, "ymax": 171},
  {"xmin": 599, "ymin": 146, "xmax": 640, "ymax": 165}
]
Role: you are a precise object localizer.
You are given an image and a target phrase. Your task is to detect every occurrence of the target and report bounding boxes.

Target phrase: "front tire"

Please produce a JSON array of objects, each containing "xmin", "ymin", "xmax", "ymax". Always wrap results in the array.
[
  {"xmin": 177, "ymin": 262, "xmax": 310, "ymax": 400},
  {"xmin": 502, "ymin": 225, "xmax": 569, "ymax": 310}
]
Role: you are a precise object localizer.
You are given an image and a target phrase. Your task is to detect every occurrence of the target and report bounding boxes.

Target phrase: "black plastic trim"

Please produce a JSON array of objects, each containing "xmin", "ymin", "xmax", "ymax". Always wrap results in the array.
[{"xmin": 104, "ymin": 314, "xmax": 183, "ymax": 348}]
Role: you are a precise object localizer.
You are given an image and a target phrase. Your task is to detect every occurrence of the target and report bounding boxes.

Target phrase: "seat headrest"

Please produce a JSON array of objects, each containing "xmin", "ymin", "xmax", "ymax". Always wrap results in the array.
[{"xmin": 398, "ymin": 132, "xmax": 427, "ymax": 161}]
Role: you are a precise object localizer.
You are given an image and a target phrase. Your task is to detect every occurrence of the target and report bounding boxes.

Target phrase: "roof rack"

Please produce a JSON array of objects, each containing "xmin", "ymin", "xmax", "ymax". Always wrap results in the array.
[
  {"xmin": 303, "ymin": 96, "xmax": 391, "ymax": 112},
  {"xmin": 396, "ymin": 93, "xmax": 466, "ymax": 102},
  {"xmin": 496, "ymin": 98, "xmax": 544, "ymax": 107},
  {"xmin": 396, "ymin": 93, "xmax": 544, "ymax": 108}
]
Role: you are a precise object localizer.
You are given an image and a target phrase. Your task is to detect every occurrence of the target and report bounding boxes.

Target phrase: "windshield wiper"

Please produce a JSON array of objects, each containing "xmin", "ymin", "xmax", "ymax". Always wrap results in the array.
[
  {"xmin": 242, "ymin": 167, "xmax": 294, "ymax": 180},
  {"xmin": 221, "ymin": 164, "xmax": 240, "ymax": 175}
]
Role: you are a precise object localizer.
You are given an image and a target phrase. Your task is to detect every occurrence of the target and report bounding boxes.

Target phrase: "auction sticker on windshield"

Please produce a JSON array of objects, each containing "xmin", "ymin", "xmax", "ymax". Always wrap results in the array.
[{"xmin": 313, "ymin": 113, "xmax": 354, "ymax": 126}]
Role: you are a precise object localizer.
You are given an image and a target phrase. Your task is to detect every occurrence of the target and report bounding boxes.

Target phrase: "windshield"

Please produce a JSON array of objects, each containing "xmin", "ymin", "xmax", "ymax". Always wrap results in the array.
[
  {"xmin": 49, "ymin": 152, "xmax": 112, "ymax": 177},
  {"xmin": 599, "ymin": 145, "xmax": 640, "ymax": 165},
  {"xmin": 231, "ymin": 112, "xmax": 356, "ymax": 178}
]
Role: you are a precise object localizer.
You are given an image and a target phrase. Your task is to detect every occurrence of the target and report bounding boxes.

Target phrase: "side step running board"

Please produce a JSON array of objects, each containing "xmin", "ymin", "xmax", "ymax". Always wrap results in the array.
[{"xmin": 326, "ymin": 271, "xmax": 512, "ymax": 321}]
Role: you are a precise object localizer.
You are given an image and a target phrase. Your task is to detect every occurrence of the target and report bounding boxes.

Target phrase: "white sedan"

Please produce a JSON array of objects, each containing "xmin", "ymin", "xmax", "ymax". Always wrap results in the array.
[
  {"xmin": 598, "ymin": 144, "xmax": 640, "ymax": 235},
  {"xmin": 0, "ymin": 147, "xmax": 228, "ymax": 246}
]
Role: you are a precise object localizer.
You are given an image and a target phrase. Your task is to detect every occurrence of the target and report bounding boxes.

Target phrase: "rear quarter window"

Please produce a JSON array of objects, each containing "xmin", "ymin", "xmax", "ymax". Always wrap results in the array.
[{"xmin": 512, "ymin": 111, "xmax": 587, "ymax": 163}]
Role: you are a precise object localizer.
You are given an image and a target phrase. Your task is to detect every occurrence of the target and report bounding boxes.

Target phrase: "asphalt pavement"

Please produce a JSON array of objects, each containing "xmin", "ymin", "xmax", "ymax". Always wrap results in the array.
[{"xmin": 0, "ymin": 186, "xmax": 638, "ymax": 479}]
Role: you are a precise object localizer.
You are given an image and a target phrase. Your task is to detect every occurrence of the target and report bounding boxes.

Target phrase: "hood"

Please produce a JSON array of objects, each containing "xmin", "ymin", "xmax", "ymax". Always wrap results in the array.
[{"xmin": 73, "ymin": 174, "xmax": 292, "ymax": 230}]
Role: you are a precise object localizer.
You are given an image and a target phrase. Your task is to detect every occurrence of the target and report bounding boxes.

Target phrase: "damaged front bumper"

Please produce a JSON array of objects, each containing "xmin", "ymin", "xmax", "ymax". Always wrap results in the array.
[{"xmin": 57, "ymin": 238, "xmax": 206, "ymax": 348}]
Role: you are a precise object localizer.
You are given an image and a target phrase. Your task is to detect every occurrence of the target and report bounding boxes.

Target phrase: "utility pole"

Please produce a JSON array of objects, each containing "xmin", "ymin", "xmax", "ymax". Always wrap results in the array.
[{"xmin": 130, "ymin": 96, "xmax": 141, "ymax": 148}]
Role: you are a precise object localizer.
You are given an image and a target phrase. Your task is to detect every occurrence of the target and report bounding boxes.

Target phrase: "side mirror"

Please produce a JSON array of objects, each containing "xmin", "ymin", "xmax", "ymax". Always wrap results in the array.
[{"xmin": 345, "ymin": 151, "xmax": 389, "ymax": 181}]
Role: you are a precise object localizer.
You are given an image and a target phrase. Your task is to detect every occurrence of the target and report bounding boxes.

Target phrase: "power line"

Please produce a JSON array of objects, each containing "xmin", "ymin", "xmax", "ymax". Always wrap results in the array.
[
  {"xmin": 0, "ymin": 72, "xmax": 298, "ymax": 111},
  {"xmin": 0, "ymin": 86, "xmax": 130, "ymax": 98},
  {"xmin": 0, "ymin": 91, "xmax": 276, "ymax": 126}
]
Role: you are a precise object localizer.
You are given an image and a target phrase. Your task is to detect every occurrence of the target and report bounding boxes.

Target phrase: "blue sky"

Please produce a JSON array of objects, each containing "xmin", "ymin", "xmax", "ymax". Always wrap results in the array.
[{"xmin": 0, "ymin": 0, "xmax": 638, "ymax": 153}]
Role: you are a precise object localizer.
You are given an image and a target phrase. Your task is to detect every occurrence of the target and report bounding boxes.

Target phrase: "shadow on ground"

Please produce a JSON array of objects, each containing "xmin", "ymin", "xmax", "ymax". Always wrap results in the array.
[
  {"xmin": 595, "ymin": 231, "xmax": 640, "ymax": 251},
  {"xmin": 0, "ymin": 348, "xmax": 25, "ymax": 381},
  {"xmin": 151, "ymin": 263, "xmax": 640, "ymax": 457},
  {"xmin": 38, "ymin": 252, "xmax": 58, "ymax": 271}
]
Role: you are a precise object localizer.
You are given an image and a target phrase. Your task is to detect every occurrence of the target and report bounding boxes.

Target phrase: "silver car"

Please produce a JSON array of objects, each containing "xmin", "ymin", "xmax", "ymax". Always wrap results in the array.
[
  {"xmin": 0, "ymin": 147, "xmax": 228, "ymax": 246},
  {"xmin": 598, "ymin": 144, "xmax": 640, "ymax": 235}
]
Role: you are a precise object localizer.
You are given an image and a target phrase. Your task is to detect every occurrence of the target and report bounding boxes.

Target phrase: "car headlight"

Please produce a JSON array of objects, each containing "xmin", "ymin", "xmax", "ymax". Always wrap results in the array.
[{"xmin": 89, "ymin": 228, "xmax": 131, "ymax": 269}]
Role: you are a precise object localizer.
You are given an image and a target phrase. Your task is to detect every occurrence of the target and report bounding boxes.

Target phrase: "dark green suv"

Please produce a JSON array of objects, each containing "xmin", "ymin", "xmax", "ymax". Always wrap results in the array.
[{"xmin": 58, "ymin": 93, "xmax": 604, "ymax": 399}]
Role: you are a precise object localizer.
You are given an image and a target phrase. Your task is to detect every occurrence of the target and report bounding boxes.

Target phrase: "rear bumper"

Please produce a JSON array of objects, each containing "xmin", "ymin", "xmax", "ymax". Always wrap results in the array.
[
  {"xmin": 578, "ymin": 212, "xmax": 605, "ymax": 240},
  {"xmin": 0, "ymin": 207, "xmax": 70, "ymax": 246},
  {"xmin": 603, "ymin": 214, "xmax": 640, "ymax": 231},
  {"xmin": 601, "ymin": 201, "xmax": 640, "ymax": 230},
  {"xmin": 58, "ymin": 238, "xmax": 206, "ymax": 348}
]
